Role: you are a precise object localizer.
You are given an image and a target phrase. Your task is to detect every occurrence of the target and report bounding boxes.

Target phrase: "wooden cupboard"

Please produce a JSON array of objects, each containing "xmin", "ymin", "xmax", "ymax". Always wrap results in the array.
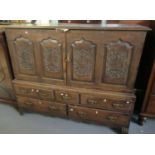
[{"xmin": 5, "ymin": 24, "xmax": 150, "ymax": 133}]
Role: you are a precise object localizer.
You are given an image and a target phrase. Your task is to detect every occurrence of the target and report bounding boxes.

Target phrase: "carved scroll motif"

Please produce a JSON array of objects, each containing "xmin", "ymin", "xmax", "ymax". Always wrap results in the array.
[
  {"xmin": 71, "ymin": 38, "xmax": 96, "ymax": 82},
  {"xmin": 104, "ymin": 39, "xmax": 133, "ymax": 85},
  {"xmin": 40, "ymin": 38, "xmax": 62, "ymax": 73},
  {"xmin": 14, "ymin": 37, "xmax": 35, "ymax": 74}
]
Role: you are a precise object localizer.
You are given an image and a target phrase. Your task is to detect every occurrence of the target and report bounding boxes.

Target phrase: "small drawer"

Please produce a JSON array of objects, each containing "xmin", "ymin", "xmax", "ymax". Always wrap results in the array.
[
  {"xmin": 55, "ymin": 90, "xmax": 79, "ymax": 105},
  {"xmin": 14, "ymin": 85, "xmax": 54, "ymax": 101},
  {"xmin": 17, "ymin": 96, "xmax": 67, "ymax": 117},
  {"xmin": 68, "ymin": 105, "xmax": 129, "ymax": 127},
  {"xmin": 81, "ymin": 94, "xmax": 134, "ymax": 113}
]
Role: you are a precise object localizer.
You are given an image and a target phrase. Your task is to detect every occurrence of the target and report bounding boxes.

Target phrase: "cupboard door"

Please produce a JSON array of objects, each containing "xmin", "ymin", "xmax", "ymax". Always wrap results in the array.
[
  {"xmin": 66, "ymin": 30, "xmax": 146, "ymax": 92},
  {"xmin": 67, "ymin": 31, "xmax": 98, "ymax": 87},
  {"xmin": 6, "ymin": 29, "xmax": 38, "ymax": 81},
  {"xmin": 35, "ymin": 30, "xmax": 66, "ymax": 85}
]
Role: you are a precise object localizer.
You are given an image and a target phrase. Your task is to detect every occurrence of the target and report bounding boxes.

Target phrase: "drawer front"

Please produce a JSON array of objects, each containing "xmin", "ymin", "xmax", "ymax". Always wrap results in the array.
[
  {"xmin": 68, "ymin": 105, "xmax": 129, "ymax": 127},
  {"xmin": 14, "ymin": 85, "xmax": 54, "ymax": 101},
  {"xmin": 81, "ymin": 94, "xmax": 134, "ymax": 113},
  {"xmin": 55, "ymin": 90, "xmax": 79, "ymax": 104},
  {"xmin": 17, "ymin": 96, "xmax": 67, "ymax": 117}
]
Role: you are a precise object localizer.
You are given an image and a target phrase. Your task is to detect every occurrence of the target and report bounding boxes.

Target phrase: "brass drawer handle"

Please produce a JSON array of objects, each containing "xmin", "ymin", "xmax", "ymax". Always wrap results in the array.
[
  {"xmin": 48, "ymin": 105, "xmax": 58, "ymax": 111},
  {"xmin": 78, "ymin": 111, "xmax": 87, "ymax": 116},
  {"xmin": 87, "ymin": 99, "xmax": 97, "ymax": 105},
  {"xmin": 25, "ymin": 101, "xmax": 33, "ymax": 106},
  {"xmin": 106, "ymin": 116, "xmax": 118, "ymax": 121},
  {"xmin": 112, "ymin": 103, "xmax": 124, "ymax": 108}
]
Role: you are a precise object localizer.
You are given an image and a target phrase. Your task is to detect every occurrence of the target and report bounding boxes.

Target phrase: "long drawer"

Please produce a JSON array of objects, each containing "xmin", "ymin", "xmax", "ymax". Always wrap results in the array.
[
  {"xmin": 14, "ymin": 84, "xmax": 54, "ymax": 101},
  {"xmin": 81, "ymin": 94, "xmax": 134, "ymax": 113},
  {"xmin": 68, "ymin": 105, "xmax": 129, "ymax": 127},
  {"xmin": 17, "ymin": 96, "xmax": 67, "ymax": 117}
]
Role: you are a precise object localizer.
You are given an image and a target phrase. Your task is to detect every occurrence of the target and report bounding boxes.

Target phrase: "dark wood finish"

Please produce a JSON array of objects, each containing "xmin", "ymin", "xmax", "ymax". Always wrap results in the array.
[
  {"xmin": 17, "ymin": 96, "xmax": 67, "ymax": 117},
  {"xmin": 68, "ymin": 105, "xmax": 129, "ymax": 127},
  {"xmin": 0, "ymin": 31, "xmax": 15, "ymax": 101},
  {"xmin": 5, "ymin": 24, "xmax": 149, "ymax": 133},
  {"xmin": 66, "ymin": 30, "xmax": 147, "ymax": 92},
  {"xmin": 81, "ymin": 94, "xmax": 134, "ymax": 113}
]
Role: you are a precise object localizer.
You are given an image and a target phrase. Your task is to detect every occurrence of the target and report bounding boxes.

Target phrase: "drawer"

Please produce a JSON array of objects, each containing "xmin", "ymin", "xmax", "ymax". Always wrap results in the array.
[
  {"xmin": 17, "ymin": 96, "xmax": 67, "ymax": 117},
  {"xmin": 81, "ymin": 94, "xmax": 134, "ymax": 113},
  {"xmin": 14, "ymin": 85, "xmax": 54, "ymax": 101},
  {"xmin": 68, "ymin": 105, "xmax": 129, "ymax": 127},
  {"xmin": 55, "ymin": 90, "xmax": 79, "ymax": 105}
]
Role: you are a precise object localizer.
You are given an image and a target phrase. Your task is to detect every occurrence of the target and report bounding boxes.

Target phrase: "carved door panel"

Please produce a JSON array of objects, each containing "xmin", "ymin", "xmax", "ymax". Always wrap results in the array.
[
  {"xmin": 6, "ymin": 29, "xmax": 38, "ymax": 81},
  {"xmin": 35, "ymin": 30, "xmax": 66, "ymax": 85},
  {"xmin": 66, "ymin": 30, "xmax": 146, "ymax": 92},
  {"xmin": 66, "ymin": 30, "xmax": 98, "ymax": 87}
]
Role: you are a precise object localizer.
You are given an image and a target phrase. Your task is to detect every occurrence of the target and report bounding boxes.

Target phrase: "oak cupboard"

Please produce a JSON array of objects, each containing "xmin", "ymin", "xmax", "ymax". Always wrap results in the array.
[{"xmin": 5, "ymin": 24, "xmax": 150, "ymax": 133}]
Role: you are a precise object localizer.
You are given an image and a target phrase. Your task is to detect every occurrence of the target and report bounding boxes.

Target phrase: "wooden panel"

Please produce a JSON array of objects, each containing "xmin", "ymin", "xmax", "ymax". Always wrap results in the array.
[
  {"xmin": 81, "ymin": 94, "xmax": 134, "ymax": 113},
  {"xmin": 17, "ymin": 96, "xmax": 67, "ymax": 117},
  {"xmin": 71, "ymin": 38, "xmax": 96, "ymax": 82},
  {"xmin": 55, "ymin": 90, "xmax": 79, "ymax": 105},
  {"xmin": 35, "ymin": 30, "xmax": 66, "ymax": 85},
  {"xmin": 68, "ymin": 105, "xmax": 129, "ymax": 127},
  {"xmin": 40, "ymin": 38, "xmax": 63, "ymax": 79},
  {"xmin": 6, "ymin": 29, "xmax": 38, "ymax": 81},
  {"xmin": 103, "ymin": 39, "xmax": 133, "ymax": 85},
  {"xmin": 14, "ymin": 37, "xmax": 36, "ymax": 75}
]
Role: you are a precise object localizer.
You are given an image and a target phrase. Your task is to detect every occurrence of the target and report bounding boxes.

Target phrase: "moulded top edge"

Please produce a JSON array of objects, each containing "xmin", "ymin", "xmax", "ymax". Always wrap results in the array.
[{"xmin": 4, "ymin": 23, "xmax": 151, "ymax": 31}]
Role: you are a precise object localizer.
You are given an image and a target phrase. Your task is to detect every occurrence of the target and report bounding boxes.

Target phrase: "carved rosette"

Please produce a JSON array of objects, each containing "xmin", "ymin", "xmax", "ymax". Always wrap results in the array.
[
  {"xmin": 103, "ymin": 39, "xmax": 133, "ymax": 85},
  {"xmin": 71, "ymin": 38, "xmax": 96, "ymax": 82},
  {"xmin": 40, "ymin": 38, "xmax": 63, "ymax": 73},
  {"xmin": 14, "ymin": 37, "xmax": 35, "ymax": 74}
]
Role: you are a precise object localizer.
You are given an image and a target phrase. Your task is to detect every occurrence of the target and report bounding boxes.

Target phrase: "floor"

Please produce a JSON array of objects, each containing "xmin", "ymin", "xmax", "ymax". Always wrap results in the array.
[{"xmin": 0, "ymin": 103, "xmax": 154, "ymax": 134}]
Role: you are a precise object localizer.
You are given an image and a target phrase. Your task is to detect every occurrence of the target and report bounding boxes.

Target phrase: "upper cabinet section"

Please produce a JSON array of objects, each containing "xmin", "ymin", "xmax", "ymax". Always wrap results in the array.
[
  {"xmin": 5, "ymin": 25, "xmax": 148, "ymax": 92},
  {"xmin": 66, "ymin": 30, "xmax": 147, "ymax": 92}
]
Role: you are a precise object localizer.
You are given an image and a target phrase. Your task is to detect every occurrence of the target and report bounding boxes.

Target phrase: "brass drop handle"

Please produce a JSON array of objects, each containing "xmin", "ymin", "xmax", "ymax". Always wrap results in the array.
[
  {"xmin": 31, "ymin": 89, "xmax": 35, "ymax": 92},
  {"xmin": 63, "ymin": 93, "xmax": 69, "ymax": 99},
  {"xmin": 48, "ymin": 105, "xmax": 58, "ymax": 111},
  {"xmin": 87, "ymin": 99, "xmax": 97, "ymax": 105},
  {"xmin": 112, "ymin": 103, "xmax": 124, "ymax": 108},
  {"xmin": 25, "ymin": 101, "xmax": 33, "ymax": 106},
  {"xmin": 78, "ymin": 111, "xmax": 87, "ymax": 116},
  {"xmin": 107, "ymin": 116, "xmax": 118, "ymax": 121}
]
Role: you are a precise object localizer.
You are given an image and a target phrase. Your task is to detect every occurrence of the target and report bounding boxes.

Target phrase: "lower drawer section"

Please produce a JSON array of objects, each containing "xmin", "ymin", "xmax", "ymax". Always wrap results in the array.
[
  {"xmin": 17, "ymin": 96, "xmax": 67, "ymax": 117},
  {"xmin": 68, "ymin": 105, "xmax": 130, "ymax": 127}
]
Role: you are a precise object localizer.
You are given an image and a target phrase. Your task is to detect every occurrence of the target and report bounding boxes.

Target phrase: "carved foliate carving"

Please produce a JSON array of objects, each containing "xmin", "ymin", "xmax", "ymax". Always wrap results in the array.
[
  {"xmin": 71, "ymin": 38, "xmax": 96, "ymax": 82},
  {"xmin": 104, "ymin": 39, "xmax": 133, "ymax": 85},
  {"xmin": 14, "ymin": 37, "xmax": 35, "ymax": 74},
  {"xmin": 40, "ymin": 38, "xmax": 63, "ymax": 73}
]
